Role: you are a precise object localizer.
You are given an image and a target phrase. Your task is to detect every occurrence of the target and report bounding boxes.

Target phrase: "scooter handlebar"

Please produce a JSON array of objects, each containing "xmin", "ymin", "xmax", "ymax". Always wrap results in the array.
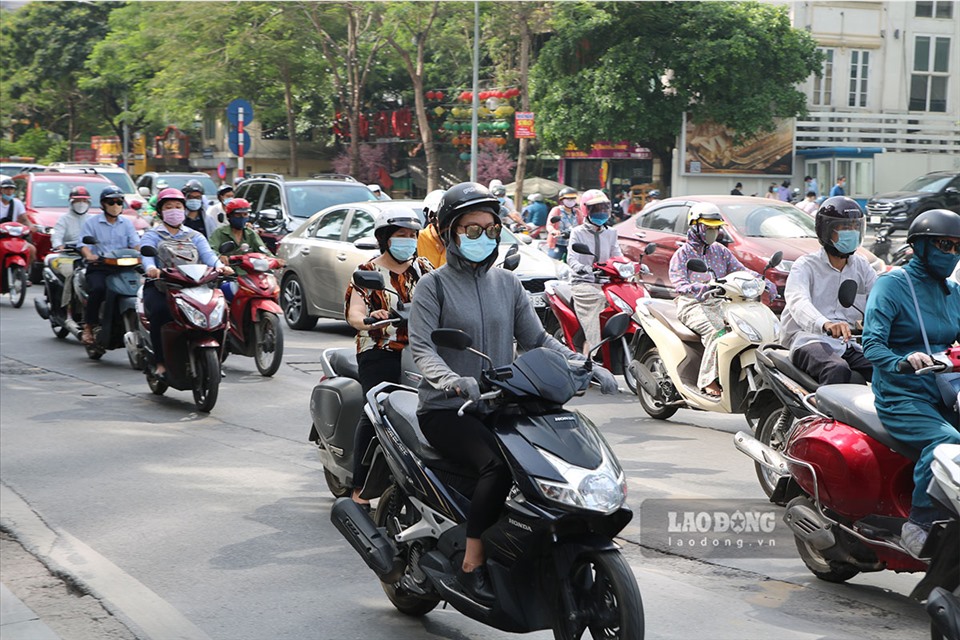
[{"xmin": 456, "ymin": 390, "xmax": 501, "ymax": 417}]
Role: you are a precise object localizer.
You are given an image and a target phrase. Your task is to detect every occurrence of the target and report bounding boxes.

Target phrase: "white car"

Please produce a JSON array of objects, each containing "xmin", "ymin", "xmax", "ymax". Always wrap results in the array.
[{"xmin": 46, "ymin": 162, "xmax": 144, "ymax": 205}]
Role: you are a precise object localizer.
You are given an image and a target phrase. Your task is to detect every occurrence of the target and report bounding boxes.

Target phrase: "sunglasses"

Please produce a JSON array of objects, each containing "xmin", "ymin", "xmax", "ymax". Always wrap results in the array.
[
  {"xmin": 102, "ymin": 199, "xmax": 124, "ymax": 207},
  {"xmin": 931, "ymin": 238, "xmax": 960, "ymax": 254},
  {"xmin": 458, "ymin": 223, "xmax": 501, "ymax": 240}
]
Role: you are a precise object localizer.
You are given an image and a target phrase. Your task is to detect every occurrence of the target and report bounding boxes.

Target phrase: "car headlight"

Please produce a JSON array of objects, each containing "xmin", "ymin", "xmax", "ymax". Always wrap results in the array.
[
  {"xmin": 176, "ymin": 298, "xmax": 208, "ymax": 328},
  {"xmin": 208, "ymin": 298, "xmax": 226, "ymax": 327},
  {"xmin": 534, "ymin": 448, "xmax": 626, "ymax": 514},
  {"xmin": 608, "ymin": 291, "xmax": 635, "ymax": 315},
  {"xmin": 555, "ymin": 262, "xmax": 573, "ymax": 282},
  {"xmin": 615, "ymin": 262, "xmax": 636, "ymax": 279},
  {"xmin": 727, "ymin": 311, "xmax": 763, "ymax": 342},
  {"xmin": 739, "ymin": 278, "xmax": 762, "ymax": 299}
]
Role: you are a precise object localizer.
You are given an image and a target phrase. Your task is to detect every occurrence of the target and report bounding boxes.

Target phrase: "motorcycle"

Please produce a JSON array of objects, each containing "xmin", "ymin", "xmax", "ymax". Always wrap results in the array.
[
  {"xmin": 0, "ymin": 221, "xmax": 30, "ymax": 308},
  {"xmin": 34, "ymin": 245, "xmax": 86, "ymax": 340},
  {"xmin": 629, "ymin": 252, "xmax": 783, "ymax": 422},
  {"xmin": 133, "ymin": 245, "xmax": 228, "ymax": 412},
  {"xmin": 221, "ymin": 248, "xmax": 285, "ymax": 377},
  {"xmin": 545, "ymin": 241, "xmax": 656, "ymax": 394},
  {"xmin": 329, "ymin": 313, "xmax": 645, "ymax": 639},
  {"xmin": 923, "ymin": 444, "xmax": 960, "ymax": 640},
  {"xmin": 869, "ymin": 223, "xmax": 914, "ymax": 267},
  {"xmin": 733, "ymin": 348, "xmax": 960, "ymax": 594}
]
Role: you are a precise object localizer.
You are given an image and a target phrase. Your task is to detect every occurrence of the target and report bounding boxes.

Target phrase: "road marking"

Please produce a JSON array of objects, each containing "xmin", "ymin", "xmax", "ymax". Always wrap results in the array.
[{"xmin": 0, "ymin": 483, "xmax": 213, "ymax": 640}]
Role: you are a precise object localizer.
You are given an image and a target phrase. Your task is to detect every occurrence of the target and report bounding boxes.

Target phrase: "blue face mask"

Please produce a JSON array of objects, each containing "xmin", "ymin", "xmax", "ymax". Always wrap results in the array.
[
  {"xmin": 833, "ymin": 229, "xmax": 860, "ymax": 254},
  {"xmin": 588, "ymin": 213, "xmax": 610, "ymax": 226},
  {"xmin": 228, "ymin": 216, "xmax": 247, "ymax": 230},
  {"xmin": 924, "ymin": 244, "xmax": 960, "ymax": 280},
  {"xmin": 458, "ymin": 234, "xmax": 497, "ymax": 263},
  {"xmin": 185, "ymin": 198, "xmax": 203, "ymax": 211},
  {"xmin": 388, "ymin": 237, "xmax": 417, "ymax": 262},
  {"xmin": 1, "ymin": 193, "xmax": 12, "ymax": 202}
]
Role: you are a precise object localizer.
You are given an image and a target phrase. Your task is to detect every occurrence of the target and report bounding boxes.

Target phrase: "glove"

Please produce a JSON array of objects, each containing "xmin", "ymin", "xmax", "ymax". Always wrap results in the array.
[
  {"xmin": 906, "ymin": 352, "xmax": 935, "ymax": 371},
  {"xmin": 452, "ymin": 376, "xmax": 481, "ymax": 403},
  {"xmin": 592, "ymin": 365, "xmax": 619, "ymax": 395}
]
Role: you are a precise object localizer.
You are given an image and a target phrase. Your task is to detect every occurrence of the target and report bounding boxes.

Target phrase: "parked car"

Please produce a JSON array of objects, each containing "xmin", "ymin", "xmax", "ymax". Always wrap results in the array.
[
  {"xmin": 11, "ymin": 171, "xmax": 151, "ymax": 280},
  {"xmin": 46, "ymin": 162, "xmax": 142, "ymax": 204},
  {"xmin": 0, "ymin": 162, "xmax": 45, "ymax": 176},
  {"xmin": 234, "ymin": 173, "xmax": 379, "ymax": 252},
  {"xmin": 276, "ymin": 200, "xmax": 570, "ymax": 330},
  {"xmin": 866, "ymin": 171, "xmax": 960, "ymax": 231},
  {"xmin": 615, "ymin": 195, "xmax": 885, "ymax": 313}
]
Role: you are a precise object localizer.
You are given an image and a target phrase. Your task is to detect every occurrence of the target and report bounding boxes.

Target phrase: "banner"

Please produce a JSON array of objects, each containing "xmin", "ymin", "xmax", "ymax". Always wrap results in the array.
[{"xmin": 681, "ymin": 114, "xmax": 793, "ymax": 176}]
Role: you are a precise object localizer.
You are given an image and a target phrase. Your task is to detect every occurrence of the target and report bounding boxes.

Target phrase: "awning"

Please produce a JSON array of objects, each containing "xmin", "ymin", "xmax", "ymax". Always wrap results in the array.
[{"xmin": 796, "ymin": 147, "xmax": 886, "ymax": 159}]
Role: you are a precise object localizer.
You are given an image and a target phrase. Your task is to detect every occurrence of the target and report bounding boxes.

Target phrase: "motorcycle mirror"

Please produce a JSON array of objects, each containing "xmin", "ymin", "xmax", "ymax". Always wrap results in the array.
[
  {"xmin": 138, "ymin": 187, "xmax": 150, "ymax": 198},
  {"xmin": 82, "ymin": 236, "xmax": 97, "ymax": 245},
  {"xmin": 431, "ymin": 328, "xmax": 472, "ymax": 351},
  {"xmin": 352, "ymin": 270, "xmax": 386, "ymax": 291},
  {"xmin": 838, "ymin": 279, "xmax": 859, "ymax": 309},
  {"xmin": 140, "ymin": 245, "xmax": 158, "ymax": 257},
  {"xmin": 217, "ymin": 213, "xmax": 225, "ymax": 223},
  {"xmin": 218, "ymin": 241, "xmax": 237, "ymax": 254},
  {"xmin": 766, "ymin": 251, "xmax": 783, "ymax": 270},
  {"xmin": 571, "ymin": 242, "xmax": 593, "ymax": 256},
  {"xmin": 601, "ymin": 312, "xmax": 631, "ymax": 342},
  {"xmin": 353, "ymin": 237, "xmax": 378, "ymax": 251},
  {"xmin": 506, "ymin": 243, "xmax": 520, "ymax": 257},
  {"xmin": 503, "ymin": 252, "xmax": 521, "ymax": 271},
  {"xmin": 686, "ymin": 258, "xmax": 709, "ymax": 273},
  {"xmin": 644, "ymin": 243, "xmax": 657, "ymax": 255},
  {"xmin": 549, "ymin": 216, "xmax": 561, "ymax": 224}
]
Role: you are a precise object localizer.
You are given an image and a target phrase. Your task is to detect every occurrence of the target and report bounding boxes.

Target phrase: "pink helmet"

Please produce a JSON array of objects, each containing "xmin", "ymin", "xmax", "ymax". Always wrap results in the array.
[
  {"xmin": 156, "ymin": 187, "xmax": 186, "ymax": 210},
  {"xmin": 579, "ymin": 189, "xmax": 610, "ymax": 219}
]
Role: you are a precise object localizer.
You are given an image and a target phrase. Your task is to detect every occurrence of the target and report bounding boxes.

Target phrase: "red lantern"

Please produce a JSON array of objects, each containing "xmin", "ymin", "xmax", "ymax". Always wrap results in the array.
[
  {"xmin": 507, "ymin": 88, "xmax": 521, "ymax": 99},
  {"xmin": 478, "ymin": 91, "xmax": 488, "ymax": 101},
  {"xmin": 426, "ymin": 91, "xmax": 435, "ymax": 101},
  {"xmin": 460, "ymin": 91, "xmax": 471, "ymax": 102},
  {"xmin": 435, "ymin": 91, "xmax": 445, "ymax": 101}
]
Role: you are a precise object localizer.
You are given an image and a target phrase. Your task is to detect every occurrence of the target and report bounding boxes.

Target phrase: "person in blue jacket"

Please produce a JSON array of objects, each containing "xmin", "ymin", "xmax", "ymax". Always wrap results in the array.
[{"xmin": 863, "ymin": 209, "xmax": 960, "ymax": 558}]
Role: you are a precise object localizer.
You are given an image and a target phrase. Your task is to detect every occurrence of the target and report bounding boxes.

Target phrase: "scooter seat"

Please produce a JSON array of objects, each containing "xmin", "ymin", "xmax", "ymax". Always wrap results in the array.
[
  {"xmin": 551, "ymin": 282, "xmax": 575, "ymax": 310},
  {"xmin": 815, "ymin": 385, "xmax": 921, "ymax": 461},
  {"xmin": 329, "ymin": 349, "xmax": 360, "ymax": 381},
  {"xmin": 645, "ymin": 299, "xmax": 701, "ymax": 342},
  {"xmin": 766, "ymin": 348, "xmax": 818, "ymax": 392},
  {"xmin": 381, "ymin": 391, "xmax": 444, "ymax": 463}
]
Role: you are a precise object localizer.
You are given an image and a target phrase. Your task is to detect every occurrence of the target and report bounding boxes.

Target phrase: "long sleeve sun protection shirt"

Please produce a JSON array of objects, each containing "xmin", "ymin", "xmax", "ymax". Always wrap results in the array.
[{"xmin": 409, "ymin": 247, "xmax": 577, "ymax": 414}]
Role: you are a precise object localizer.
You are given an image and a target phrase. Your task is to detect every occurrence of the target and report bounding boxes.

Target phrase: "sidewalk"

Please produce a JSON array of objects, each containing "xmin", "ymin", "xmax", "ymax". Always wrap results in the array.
[{"xmin": 0, "ymin": 582, "xmax": 62, "ymax": 640}]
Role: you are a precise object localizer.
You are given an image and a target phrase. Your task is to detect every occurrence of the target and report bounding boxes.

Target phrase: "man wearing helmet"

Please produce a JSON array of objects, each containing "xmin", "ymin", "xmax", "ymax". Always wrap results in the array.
[
  {"xmin": 669, "ymin": 202, "xmax": 778, "ymax": 397},
  {"xmin": 863, "ymin": 209, "xmax": 960, "ymax": 558},
  {"xmin": 78, "ymin": 186, "xmax": 141, "ymax": 345},
  {"xmin": 209, "ymin": 198, "xmax": 274, "ymax": 263},
  {"xmin": 567, "ymin": 189, "xmax": 624, "ymax": 355},
  {"xmin": 0, "ymin": 177, "xmax": 37, "ymax": 266},
  {"xmin": 417, "ymin": 189, "xmax": 446, "ymax": 267},
  {"xmin": 181, "ymin": 180, "xmax": 219, "ymax": 238},
  {"xmin": 641, "ymin": 189, "xmax": 661, "ymax": 212},
  {"xmin": 488, "ymin": 179, "xmax": 524, "ymax": 228},
  {"xmin": 521, "ymin": 192, "xmax": 548, "ymax": 228},
  {"xmin": 780, "ymin": 196, "xmax": 876, "ymax": 385},
  {"xmin": 50, "ymin": 186, "xmax": 94, "ymax": 309},
  {"xmin": 409, "ymin": 182, "xmax": 618, "ymax": 605},
  {"xmin": 206, "ymin": 184, "xmax": 235, "ymax": 224},
  {"xmin": 344, "ymin": 207, "xmax": 432, "ymax": 509},
  {"xmin": 545, "ymin": 186, "xmax": 580, "ymax": 260}
]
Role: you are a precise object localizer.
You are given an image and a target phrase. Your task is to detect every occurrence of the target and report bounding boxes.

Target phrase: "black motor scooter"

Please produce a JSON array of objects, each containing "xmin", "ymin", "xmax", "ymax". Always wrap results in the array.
[{"xmin": 329, "ymin": 313, "xmax": 644, "ymax": 639}]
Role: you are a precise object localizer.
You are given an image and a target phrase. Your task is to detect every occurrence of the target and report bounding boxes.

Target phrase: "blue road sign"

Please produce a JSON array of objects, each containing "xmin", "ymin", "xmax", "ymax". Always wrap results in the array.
[
  {"xmin": 228, "ymin": 129, "xmax": 252, "ymax": 156},
  {"xmin": 226, "ymin": 99, "xmax": 254, "ymax": 126}
]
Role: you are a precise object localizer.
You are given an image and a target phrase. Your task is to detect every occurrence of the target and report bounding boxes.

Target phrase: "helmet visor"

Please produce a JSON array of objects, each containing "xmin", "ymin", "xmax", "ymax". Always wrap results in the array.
[
  {"xmin": 823, "ymin": 217, "xmax": 866, "ymax": 249},
  {"xmin": 695, "ymin": 217, "xmax": 725, "ymax": 228}
]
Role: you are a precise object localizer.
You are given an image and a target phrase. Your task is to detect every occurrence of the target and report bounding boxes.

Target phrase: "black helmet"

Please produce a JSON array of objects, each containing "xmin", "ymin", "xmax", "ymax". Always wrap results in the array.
[
  {"xmin": 436, "ymin": 182, "xmax": 500, "ymax": 233},
  {"xmin": 99, "ymin": 185, "xmax": 125, "ymax": 204},
  {"xmin": 182, "ymin": 179, "xmax": 204, "ymax": 195},
  {"xmin": 216, "ymin": 183, "xmax": 234, "ymax": 197},
  {"xmin": 907, "ymin": 209, "xmax": 960, "ymax": 244},
  {"xmin": 558, "ymin": 187, "xmax": 578, "ymax": 199},
  {"xmin": 815, "ymin": 196, "xmax": 864, "ymax": 257},
  {"xmin": 0, "ymin": 178, "xmax": 14, "ymax": 189}
]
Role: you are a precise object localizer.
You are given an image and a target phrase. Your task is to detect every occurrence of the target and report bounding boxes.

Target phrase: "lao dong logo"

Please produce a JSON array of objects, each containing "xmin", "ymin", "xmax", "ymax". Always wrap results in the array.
[{"xmin": 666, "ymin": 509, "xmax": 776, "ymax": 534}]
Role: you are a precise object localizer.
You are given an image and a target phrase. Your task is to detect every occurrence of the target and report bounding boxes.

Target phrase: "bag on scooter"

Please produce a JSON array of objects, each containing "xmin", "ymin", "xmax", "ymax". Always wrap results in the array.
[{"xmin": 155, "ymin": 229, "xmax": 200, "ymax": 270}]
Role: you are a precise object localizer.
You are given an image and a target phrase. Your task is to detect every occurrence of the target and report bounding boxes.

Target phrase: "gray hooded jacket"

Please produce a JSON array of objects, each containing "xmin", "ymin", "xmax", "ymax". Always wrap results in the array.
[{"xmin": 409, "ymin": 243, "xmax": 576, "ymax": 413}]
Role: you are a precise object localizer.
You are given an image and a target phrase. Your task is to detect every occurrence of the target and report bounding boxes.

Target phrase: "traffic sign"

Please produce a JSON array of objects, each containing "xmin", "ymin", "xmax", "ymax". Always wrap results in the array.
[
  {"xmin": 227, "ymin": 99, "xmax": 254, "ymax": 126},
  {"xmin": 228, "ymin": 129, "xmax": 251, "ymax": 156},
  {"xmin": 217, "ymin": 162, "xmax": 227, "ymax": 180}
]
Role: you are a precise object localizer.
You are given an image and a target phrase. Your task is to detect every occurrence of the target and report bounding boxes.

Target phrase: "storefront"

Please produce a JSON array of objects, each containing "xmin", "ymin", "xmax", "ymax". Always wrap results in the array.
[
  {"xmin": 557, "ymin": 141, "xmax": 659, "ymax": 195},
  {"xmin": 795, "ymin": 147, "xmax": 885, "ymax": 207}
]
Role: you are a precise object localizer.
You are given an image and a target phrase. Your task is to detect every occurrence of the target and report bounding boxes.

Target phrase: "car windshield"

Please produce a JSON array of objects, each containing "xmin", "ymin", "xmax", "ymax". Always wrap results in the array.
[
  {"xmin": 286, "ymin": 184, "xmax": 378, "ymax": 218},
  {"xmin": 499, "ymin": 227, "xmax": 520, "ymax": 245},
  {"xmin": 900, "ymin": 174, "xmax": 954, "ymax": 193},
  {"xmin": 155, "ymin": 175, "xmax": 218, "ymax": 195},
  {"xmin": 31, "ymin": 180, "xmax": 112, "ymax": 208},
  {"xmin": 719, "ymin": 202, "xmax": 816, "ymax": 238},
  {"xmin": 100, "ymin": 170, "xmax": 137, "ymax": 194}
]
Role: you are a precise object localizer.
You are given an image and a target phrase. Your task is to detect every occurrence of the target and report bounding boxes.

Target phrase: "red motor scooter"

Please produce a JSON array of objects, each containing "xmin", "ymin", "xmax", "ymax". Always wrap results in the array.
[
  {"xmin": 222, "ymin": 250, "xmax": 284, "ymax": 377},
  {"xmin": 0, "ymin": 221, "xmax": 31, "ymax": 308},
  {"xmin": 545, "ymin": 241, "xmax": 656, "ymax": 393},
  {"xmin": 734, "ymin": 346, "xmax": 960, "ymax": 593},
  {"xmin": 133, "ymin": 246, "xmax": 228, "ymax": 413}
]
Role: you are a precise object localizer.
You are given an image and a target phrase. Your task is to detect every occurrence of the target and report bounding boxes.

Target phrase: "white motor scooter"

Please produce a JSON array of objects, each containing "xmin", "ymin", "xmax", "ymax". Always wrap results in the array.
[{"xmin": 628, "ymin": 252, "xmax": 782, "ymax": 422}]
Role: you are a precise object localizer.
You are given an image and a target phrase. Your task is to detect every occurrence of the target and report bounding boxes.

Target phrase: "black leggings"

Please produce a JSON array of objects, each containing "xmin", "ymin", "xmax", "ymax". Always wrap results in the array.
[
  {"xmin": 143, "ymin": 283, "xmax": 173, "ymax": 366},
  {"xmin": 418, "ymin": 410, "xmax": 513, "ymax": 539},
  {"xmin": 352, "ymin": 349, "xmax": 402, "ymax": 489},
  {"xmin": 83, "ymin": 267, "xmax": 108, "ymax": 325}
]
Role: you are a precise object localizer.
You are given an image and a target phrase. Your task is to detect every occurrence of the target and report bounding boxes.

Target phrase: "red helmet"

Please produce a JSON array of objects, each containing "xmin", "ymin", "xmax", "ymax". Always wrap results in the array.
[
  {"xmin": 156, "ymin": 187, "xmax": 186, "ymax": 210},
  {"xmin": 225, "ymin": 198, "xmax": 252, "ymax": 216},
  {"xmin": 69, "ymin": 186, "xmax": 91, "ymax": 200}
]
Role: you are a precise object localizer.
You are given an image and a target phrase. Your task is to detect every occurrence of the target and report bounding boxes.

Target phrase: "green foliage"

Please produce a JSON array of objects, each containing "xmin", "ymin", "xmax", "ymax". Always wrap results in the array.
[{"xmin": 0, "ymin": 127, "xmax": 69, "ymax": 164}]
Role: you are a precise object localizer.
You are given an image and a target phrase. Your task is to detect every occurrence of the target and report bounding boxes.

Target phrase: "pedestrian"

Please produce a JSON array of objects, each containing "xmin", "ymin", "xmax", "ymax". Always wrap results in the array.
[
  {"xmin": 777, "ymin": 180, "xmax": 792, "ymax": 202},
  {"xmin": 764, "ymin": 183, "xmax": 779, "ymax": 200},
  {"xmin": 619, "ymin": 190, "xmax": 632, "ymax": 215},
  {"xmin": 830, "ymin": 176, "xmax": 847, "ymax": 198},
  {"xmin": 730, "ymin": 182, "xmax": 743, "ymax": 196},
  {"xmin": 804, "ymin": 175, "xmax": 819, "ymax": 197},
  {"xmin": 796, "ymin": 191, "xmax": 819, "ymax": 215}
]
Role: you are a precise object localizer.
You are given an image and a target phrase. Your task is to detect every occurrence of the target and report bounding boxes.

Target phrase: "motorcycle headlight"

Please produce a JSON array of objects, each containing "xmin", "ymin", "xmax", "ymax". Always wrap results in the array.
[
  {"xmin": 739, "ymin": 278, "xmax": 762, "ymax": 299},
  {"xmin": 727, "ymin": 311, "xmax": 762, "ymax": 342},
  {"xmin": 608, "ymin": 292, "xmax": 635, "ymax": 315},
  {"xmin": 555, "ymin": 262, "xmax": 573, "ymax": 282},
  {"xmin": 176, "ymin": 298, "xmax": 208, "ymax": 328},
  {"xmin": 534, "ymin": 448, "xmax": 626, "ymax": 514},
  {"xmin": 615, "ymin": 262, "xmax": 636, "ymax": 279},
  {"xmin": 208, "ymin": 298, "xmax": 226, "ymax": 327}
]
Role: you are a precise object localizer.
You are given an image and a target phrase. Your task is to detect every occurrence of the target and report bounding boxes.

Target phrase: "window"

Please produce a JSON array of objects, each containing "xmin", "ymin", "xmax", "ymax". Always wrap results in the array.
[
  {"xmin": 813, "ymin": 48, "xmax": 834, "ymax": 106},
  {"xmin": 916, "ymin": 1, "xmax": 954, "ymax": 18},
  {"xmin": 312, "ymin": 209, "xmax": 349, "ymax": 240},
  {"xmin": 203, "ymin": 114, "xmax": 217, "ymax": 141},
  {"xmin": 910, "ymin": 36, "xmax": 951, "ymax": 112},
  {"xmin": 260, "ymin": 184, "xmax": 283, "ymax": 213},
  {"xmin": 241, "ymin": 182, "xmax": 265, "ymax": 211},
  {"xmin": 636, "ymin": 205, "xmax": 687, "ymax": 234},
  {"xmin": 345, "ymin": 210, "xmax": 376, "ymax": 243},
  {"xmin": 848, "ymin": 50, "xmax": 869, "ymax": 108}
]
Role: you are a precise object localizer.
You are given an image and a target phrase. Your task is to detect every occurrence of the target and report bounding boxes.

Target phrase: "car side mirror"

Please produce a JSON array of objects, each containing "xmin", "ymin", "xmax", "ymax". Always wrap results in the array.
[
  {"xmin": 138, "ymin": 187, "xmax": 150, "ymax": 198},
  {"xmin": 352, "ymin": 269, "xmax": 385, "ymax": 291},
  {"xmin": 431, "ymin": 328, "xmax": 472, "ymax": 350},
  {"xmin": 353, "ymin": 237, "xmax": 379, "ymax": 251},
  {"xmin": 259, "ymin": 208, "xmax": 280, "ymax": 222},
  {"xmin": 838, "ymin": 279, "xmax": 859, "ymax": 309},
  {"xmin": 945, "ymin": 187, "xmax": 959, "ymax": 195}
]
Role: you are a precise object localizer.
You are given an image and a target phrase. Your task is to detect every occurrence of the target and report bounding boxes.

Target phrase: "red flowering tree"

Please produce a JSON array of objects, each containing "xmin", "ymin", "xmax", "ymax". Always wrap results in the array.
[
  {"xmin": 475, "ymin": 141, "xmax": 516, "ymax": 187},
  {"xmin": 331, "ymin": 143, "xmax": 388, "ymax": 184}
]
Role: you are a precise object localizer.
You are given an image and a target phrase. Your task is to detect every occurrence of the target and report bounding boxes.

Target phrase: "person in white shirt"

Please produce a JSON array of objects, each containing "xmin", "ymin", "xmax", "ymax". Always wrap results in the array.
[
  {"xmin": 780, "ymin": 196, "xmax": 876, "ymax": 385},
  {"xmin": 795, "ymin": 191, "xmax": 819, "ymax": 215},
  {"xmin": 51, "ymin": 186, "xmax": 94, "ymax": 308}
]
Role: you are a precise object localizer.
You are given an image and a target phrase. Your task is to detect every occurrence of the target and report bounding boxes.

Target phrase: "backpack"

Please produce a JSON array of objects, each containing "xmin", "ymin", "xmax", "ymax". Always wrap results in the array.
[{"xmin": 155, "ymin": 228, "xmax": 200, "ymax": 270}]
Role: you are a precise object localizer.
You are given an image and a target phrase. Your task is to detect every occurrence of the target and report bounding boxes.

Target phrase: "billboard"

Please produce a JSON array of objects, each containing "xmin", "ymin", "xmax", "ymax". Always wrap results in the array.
[{"xmin": 681, "ymin": 114, "xmax": 793, "ymax": 176}]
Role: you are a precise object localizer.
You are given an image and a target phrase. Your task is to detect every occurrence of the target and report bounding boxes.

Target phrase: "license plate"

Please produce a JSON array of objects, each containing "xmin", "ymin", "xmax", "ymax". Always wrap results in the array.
[
  {"xmin": 869, "ymin": 215, "xmax": 882, "ymax": 225},
  {"xmin": 529, "ymin": 292, "xmax": 546, "ymax": 308}
]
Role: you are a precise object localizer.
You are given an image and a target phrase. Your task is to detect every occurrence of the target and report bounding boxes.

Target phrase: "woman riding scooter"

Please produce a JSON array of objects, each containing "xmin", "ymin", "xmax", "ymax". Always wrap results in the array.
[
  {"xmin": 408, "ymin": 182, "xmax": 618, "ymax": 605},
  {"xmin": 344, "ymin": 208, "xmax": 431, "ymax": 509},
  {"xmin": 669, "ymin": 202, "xmax": 777, "ymax": 397},
  {"xmin": 863, "ymin": 209, "xmax": 960, "ymax": 558}
]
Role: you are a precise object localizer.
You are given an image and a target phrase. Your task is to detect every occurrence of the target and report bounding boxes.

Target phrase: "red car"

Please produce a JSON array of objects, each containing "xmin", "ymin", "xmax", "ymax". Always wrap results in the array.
[
  {"xmin": 11, "ymin": 171, "xmax": 152, "ymax": 280},
  {"xmin": 615, "ymin": 195, "xmax": 885, "ymax": 313}
]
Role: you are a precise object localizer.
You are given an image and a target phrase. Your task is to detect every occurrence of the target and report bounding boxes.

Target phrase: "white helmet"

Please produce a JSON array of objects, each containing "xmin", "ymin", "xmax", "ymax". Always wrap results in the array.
[
  {"xmin": 687, "ymin": 201, "xmax": 725, "ymax": 228},
  {"xmin": 423, "ymin": 189, "xmax": 445, "ymax": 219},
  {"xmin": 373, "ymin": 207, "xmax": 422, "ymax": 251},
  {"xmin": 488, "ymin": 179, "xmax": 506, "ymax": 197},
  {"xmin": 528, "ymin": 193, "xmax": 543, "ymax": 202}
]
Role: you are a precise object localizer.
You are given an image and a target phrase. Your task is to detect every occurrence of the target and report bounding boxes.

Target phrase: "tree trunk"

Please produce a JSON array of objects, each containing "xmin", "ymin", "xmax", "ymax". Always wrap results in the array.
[
  {"xmin": 411, "ymin": 75, "xmax": 438, "ymax": 192},
  {"xmin": 512, "ymin": 17, "xmax": 532, "ymax": 206},
  {"xmin": 282, "ymin": 67, "xmax": 299, "ymax": 176}
]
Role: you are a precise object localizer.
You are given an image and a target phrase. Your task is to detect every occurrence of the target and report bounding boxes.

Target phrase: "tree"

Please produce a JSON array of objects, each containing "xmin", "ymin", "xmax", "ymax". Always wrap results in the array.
[{"xmin": 531, "ymin": 1, "xmax": 822, "ymax": 191}]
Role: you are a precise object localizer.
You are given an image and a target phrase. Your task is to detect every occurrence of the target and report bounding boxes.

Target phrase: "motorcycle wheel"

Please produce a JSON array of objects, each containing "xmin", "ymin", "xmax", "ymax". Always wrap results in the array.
[
  {"xmin": 8, "ymin": 265, "xmax": 27, "ymax": 309},
  {"xmin": 192, "ymin": 348, "xmax": 221, "ymax": 413},
  {"xmin": 254, "ymin": 311, "xmax": 284, "ymax": 377},
  {"xmin": 787, "ymin": 496, "xmax": 861, "ymax": 583},
  {"xmin": 552, "ymin": 549, "xmax": 644, "ymax": 640},
  {"xmin": 374, "ymin": 484, "xmax": 441, "ymax": 616},
  {"xmin": 281, "ymin": 273, "xmax": 317, "ymax": 330},
  {"xmin": 633, "ymin": 347, "xmax": 679, "ymax": 420},
  {"xmin": 124, "ymin": 311, "xmax": 143, "ymax": 370},
  {"xmin": 620, "ymin": 337, "xmax": 638, "ymax": 395},
  {"xmin": 753, "ymin": 404, "xmax": 794, "ymax": 498},
  {"xmin": 323, "ymin": 468, "xmax": 351, "ymax": 499},
  {"xmin": 48, "ymin": 286, "xmax": 69, "ymax": 339},
  {"xmin": 146, "ymin": 370, "xmax": 168, "ymax": 396}
]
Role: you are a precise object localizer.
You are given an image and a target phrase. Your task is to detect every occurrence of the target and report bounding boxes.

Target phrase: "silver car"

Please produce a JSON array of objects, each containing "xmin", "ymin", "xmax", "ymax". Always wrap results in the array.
[{"xmin": 276, "ymin": 200, "xmax": 571, "ymax": 330}]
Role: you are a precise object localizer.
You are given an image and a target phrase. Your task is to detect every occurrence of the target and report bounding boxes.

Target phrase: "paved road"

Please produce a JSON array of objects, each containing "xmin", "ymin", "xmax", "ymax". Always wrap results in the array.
[{"xmin": 0, "ymin": 288, "xmax": 928, "ymax": 639}]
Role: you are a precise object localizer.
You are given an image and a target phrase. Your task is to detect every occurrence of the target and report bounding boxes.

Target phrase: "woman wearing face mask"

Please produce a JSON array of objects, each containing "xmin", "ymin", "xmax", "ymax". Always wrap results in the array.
[
  {"xmin": 669, "ymin": 202, "xmax": 777, "ymax": 397},
  {"xmin": 181, "ymin": 180, "xmax": 218, "ymax": 238},
  {"xmin": 408, "ymin": 183, "xmax": 618, "ymax": 605},
  {"xmin": 566, "ymin": 189, "xmax": 624, "ymax": 355},
  {"xmin": 140, "ymin": 188, "xmax": 232, "ymax": 379},
  {"xmin": 863, "ymin": 209, "xmax": 960, "ymax": 559},
  {"xmin": 545, "ymin": 186, "xmax": 580, "ymax": 260},
  {"xmin": 344, "ymin": 208, "xmax": 431, "ymax": 508}
]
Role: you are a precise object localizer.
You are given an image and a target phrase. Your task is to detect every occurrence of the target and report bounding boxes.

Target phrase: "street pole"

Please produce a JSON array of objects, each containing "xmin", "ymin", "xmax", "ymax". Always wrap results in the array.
[
  {"xmin": 122, "ymin": 96, "xmax": 129, "ymax": 174},
  {"xmin": 238, "ymin": 107, "xmax": 245, "ymax": 179},
  {"xmin": 470, "ymin": 0, "xmax": 479, "ymax": 183}
]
